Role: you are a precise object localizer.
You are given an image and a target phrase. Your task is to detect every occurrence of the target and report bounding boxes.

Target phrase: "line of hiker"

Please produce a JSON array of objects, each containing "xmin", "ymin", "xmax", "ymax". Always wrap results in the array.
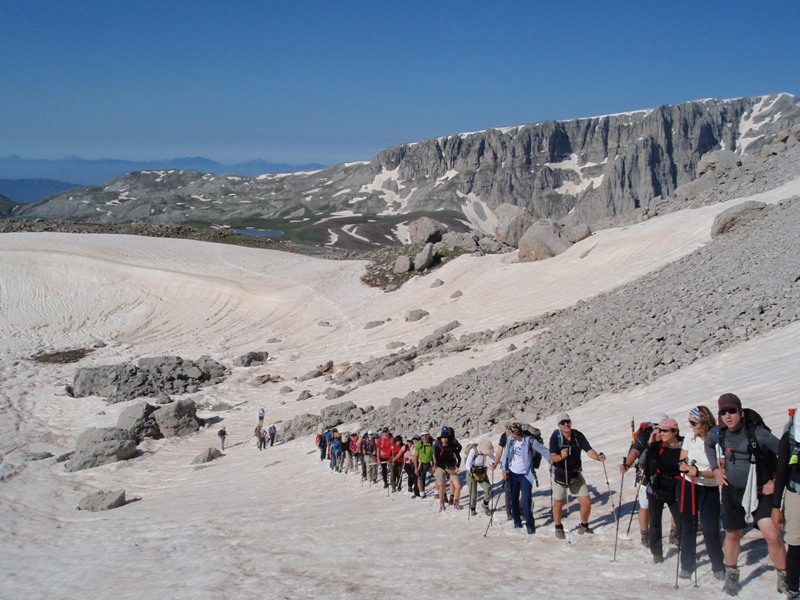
[{"xmin": 312, "ymin": 392, "xmax": 798, "ymax": 597}]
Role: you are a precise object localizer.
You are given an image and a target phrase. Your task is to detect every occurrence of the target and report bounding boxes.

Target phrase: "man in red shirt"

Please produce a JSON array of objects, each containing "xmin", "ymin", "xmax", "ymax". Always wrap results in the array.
[{"xmin": 376, "ymin": 428, "xmax": 394, "ymax": 489}]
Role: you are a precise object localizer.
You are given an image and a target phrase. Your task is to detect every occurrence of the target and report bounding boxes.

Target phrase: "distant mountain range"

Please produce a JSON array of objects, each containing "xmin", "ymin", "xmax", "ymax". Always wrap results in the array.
[
  {"xmin": 0, "ymin": 178, "xmax": 81, "ymax": 203},
  {"xmin": 0, "ymin": 155, "xmax": 326, "ymax": 187}
]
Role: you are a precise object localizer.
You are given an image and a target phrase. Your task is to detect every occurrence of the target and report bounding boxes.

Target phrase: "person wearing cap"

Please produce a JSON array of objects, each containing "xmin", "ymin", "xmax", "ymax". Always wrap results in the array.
[
  {"xmin": 492, "ymin": 423, "xmax": 515, "ymax": 521},
  {"xmin": 549, "ymin": 413, "xmax": 606, "ymax": 539},
  {"xmin": 376, "ymin": 428, "xmax": 394, "ymax": 488},
  {"xmin": 501, "ymin": 422, "xmax": 544, "ymax": 534},
  {"xmin": 433, "ymin": 433, "xmax": 462, "ymax": 511},
  {"xmin": 466, "ymin": 439, "xmax": 496, "ymax": 516},
  {"xmin": 362, "ymin": 431, "xmax": 378, "ymax": 484},
  {"xmin": 344, "ymin": 432, "xmax": 360, "ymax": 476},
  {"xmin": 404, "ymin": 436, "xmax": 419, "ymax": 495},
  {"xmin": 414, "ymin": 431, "xmax": 435, "ymax": 498},
  {"xmin": 677, "ymin": 406, "xmax": 724, "ymax": 580},
  {"xmin": 641, "ymin": 416, "xmax": 683, "ymax": 562},
  {"xmin": 704, "ymin": 393, "xmax": 785, "ymax": 596},
  {"xmin": 390, "ymin": 434, "xmax": 405, "ymax": 492},
  {"xmin": 620, "ymin": 412, "xmax": 669, "ymax": 546},
  {"xmin": 773, "ymin": 403, "xmax": 800, "ymax": 599}
]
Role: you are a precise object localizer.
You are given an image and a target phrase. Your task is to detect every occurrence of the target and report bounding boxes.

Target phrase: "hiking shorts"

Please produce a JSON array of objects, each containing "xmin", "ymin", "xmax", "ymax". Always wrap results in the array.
[
  {"xmin": 552, "ymin": 473, "xmax": 589, "ymax": 501},
  {"xmin": 721, "ymin": 485, "xmax": 773, "ymax": 531},
  {"xmin": 638, "ymin": 482, "xmax": 649, "ymax": 510},
  {"xmin": 785, "ymin": 490, "xmax": 800, "ymax": 546},
  {"xmin": 435, "ymin": 467, "xmax": 452, "ymax": 486}
]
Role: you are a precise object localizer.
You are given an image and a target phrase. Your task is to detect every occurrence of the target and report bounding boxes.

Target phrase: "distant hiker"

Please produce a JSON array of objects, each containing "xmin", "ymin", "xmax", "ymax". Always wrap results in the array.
[
  {"xmin": 433, "ymin": 432, "xmax": 462, "ymax": 512},
  {"xmin": 363, "ymin": 431, "xmax": 378, "ymax": 484},
  {"xmin": 268, "ymin": 423, "xmax": 277, "ymax": 446},
  {"xmin": 390, "ymin": 435, "xmax": 405, "ymax": 492},
  {"xmin": 466, "ymin": 438, "xmax": 495, "ymax": 516},
  {"xmin": 642, "ymin": 417, "xmax": 683, "ymax": 563},
  {"xmin": 404, "ymin": 436, "xmax": 419, "ymax": 496},
  {"xmin": 434, "ymin": 426, "xmax": 462, "ymax": 503},
  {"xmin": 255, "ymin": 424, "xmax": 267, "ymax": 451},
  {"xmin": 705, "ymin": 393, "xmax": 786, "ymax": 596},
  {"xmin": 344, "ymin": 433, "xmax": 360, "ymax": 475},
  {"xmin": 501, "ymin": 422, "xmax": 544, "ymax": 534},
  {"xmin": 414, "ymin": 431, "xmax": 434, "ymax": 497},
  {"xmin": 218, "ymin": 426, "xmax": 227, "ymax": 451},
  {"xmin": 330, "ymin": 431, "xmax": 343, "ymax": 472},
  {"xmin": 257, "ymin": 406, "xmax": 265, "ymax": 426},
  {"xmin": 316, "ymin": 429, "xmax": 328, "ymax": 461},
  {"xmin": 773, "ymin": 404, "xmax": 800, "ymax": 599},
  {"xmin": 492, "ymin": 423, "xmax": 514, "ymax": 520},
  {"xmin": 549, "ymin": 413, "xmax": 606, "ymax": 539},
  {"xmin": 376, "ymin": 428, "xmax": 394, "ymax": 488},
  {"xmin": 359, "ymin": 432, "xmax": 370, "ymax": 480},
  {"xmin": 677, "ymin": 406, "xmax": 724, "ymax": 580},
  {"xmin": 620, "ymin": 412, "xmax": 669, "ymax": 546}
]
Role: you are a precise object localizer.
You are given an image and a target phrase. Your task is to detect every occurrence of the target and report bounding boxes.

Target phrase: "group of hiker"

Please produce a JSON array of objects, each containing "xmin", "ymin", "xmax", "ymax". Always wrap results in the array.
[
  {"xmin": 314, "ymin": 393, "xmax": 800, "ymax": 598},
  {"xmin": 254, "ymin": 406, "xmax": 277, "ymax": 450}
]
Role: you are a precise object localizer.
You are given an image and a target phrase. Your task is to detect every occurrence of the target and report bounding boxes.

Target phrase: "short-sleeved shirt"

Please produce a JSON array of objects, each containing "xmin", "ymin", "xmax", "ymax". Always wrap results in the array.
[{"xmin": 549, "ymin": 429, "xmax": 592, "ymax": 473}]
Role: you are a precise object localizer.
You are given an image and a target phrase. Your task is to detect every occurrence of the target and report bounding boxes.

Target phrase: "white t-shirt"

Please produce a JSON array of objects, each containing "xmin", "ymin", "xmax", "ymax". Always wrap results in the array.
[{"xmin": 682, "ymin": 434, "xmax": 717, "ymax": 487}]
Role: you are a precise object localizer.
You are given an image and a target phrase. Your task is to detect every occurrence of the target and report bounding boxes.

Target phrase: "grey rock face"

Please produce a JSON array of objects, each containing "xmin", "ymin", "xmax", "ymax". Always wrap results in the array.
[
  {"xmin": 67, "ymin": 428, "xmax": 138, "ymax": 472},
  {"xmin": 408, "ymin": 217, "xmax": 447, "ymax": 244},
  {"xmin": 77, "ymin": 489, "xmax": 126, "ymax": 512},
  {"xmin": 152, "ymin": 399, "xmax": 203, "ymax": 437},
  {"xmin": 320, "ymin": 401, "xmax": 362, "ymax": 425}
]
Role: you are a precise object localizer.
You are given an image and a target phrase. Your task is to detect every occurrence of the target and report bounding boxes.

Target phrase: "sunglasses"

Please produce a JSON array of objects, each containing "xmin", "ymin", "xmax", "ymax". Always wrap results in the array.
[
  {"xmin": 719, "ymin": 408, "xmax": 739, "ymax": 416},
  {"xmin": 559, "ymin": 420, "xmax": 571, "ymax": 426},
  {"xmin": 658, "ymin": 428, "xmax": 676, "ymax": 433},
  {"xmin": 688, "ymin": 420, "xmax": 700, "ymax": 427}
]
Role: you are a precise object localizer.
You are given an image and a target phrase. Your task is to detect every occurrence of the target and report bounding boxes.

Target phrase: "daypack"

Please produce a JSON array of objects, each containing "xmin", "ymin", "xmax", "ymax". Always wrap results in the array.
[
  {"xmin": 464, "ymin": 442, "xmax": 489, "ymax": 482},
  {"xmin": 521, "ymin": 425, "xmax": 544, "ymax": 470},
  {"xmin": 719, "ymin": 407, "xmax": 777, "ymax": 485},
  {"xmin": 268, "ymin": 425, "xmax": 276, "ymax": 436},
  {"xmin": 786, "ymin": 408, "xmax": 800, "ymax": 492},
  {"xmin": 437, "ymin": 426, "xmax": 462, "ymax": 465}
]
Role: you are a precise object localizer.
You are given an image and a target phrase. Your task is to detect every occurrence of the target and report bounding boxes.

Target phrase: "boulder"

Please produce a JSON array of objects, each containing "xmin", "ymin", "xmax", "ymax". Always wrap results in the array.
[
  {"xmin": 233, "ymin": 351, "xmax": 269, "ymax": 367},
  {"xmin": 152, "ymin": 399, "xmax": 203, "ymax": 437},
  {"xmin": 566, "ymin": 223, "xmax": 592, "ymax": 244},
  {"xmin": 77, "ymin": 489, "xmax": 127, "ymax": 512},
  {"xmin": 117, "ymin": 402, "xmax": 162, "ymax": 439},
  {"xmin": 414, "ymin": 243, "xmax": 435, "ymax": 271},
  {"xmin": 493, "ymin": 203, "xmax": 534, "ymax": 248},
  {"xmin": 710, "ymin": 200, "xmax": 767, "ymax": 238},
  {"xmin": 393, "ymin": 255, "xmax": 412, "ymax": 274},
  {"xmin": 191, "ymin": 448, "xmax": 223, "ymax": 464},
  {"xmin": 364, "ymin": 320, "xmax": 385, "ymax": 330},
  {"xmin": 66, "ymin": 427, "xmax": 138, "ymax": 472},
  {"xmin": 439, "ymin": 232, "xmax": 478, "ymax": 253},
  {"xmin": 518, "ymin": 220, "xmax": 573, "ymax": 262},
  {"xmin": 408, "ymin": 217, "xmax": 447, "ymax": 244},
  {"xmin": 478, "ymin": 237, "xmax": 504, "ymax": 253},
  {"xmin": 697, "ymin": 150, "xmax": 741, "ymax": 176},
  {"xmin": 405, "ymin": 309, "xmax": 429, "ymax": 322}
]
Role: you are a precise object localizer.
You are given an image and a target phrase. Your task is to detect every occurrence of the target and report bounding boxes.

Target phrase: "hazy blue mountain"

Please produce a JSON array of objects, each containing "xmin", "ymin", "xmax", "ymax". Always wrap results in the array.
[
  {"xmin": 0, "ymin": 155, "xmax": 326, "ymax": 186},
  {"xmin": 0, "ymin": 178, "xmax": 81, "ymax": 203}
]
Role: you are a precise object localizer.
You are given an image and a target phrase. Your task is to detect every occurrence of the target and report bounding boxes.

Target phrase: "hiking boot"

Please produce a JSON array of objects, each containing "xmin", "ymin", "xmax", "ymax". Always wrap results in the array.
[
  {"xmin": 448, "ymin": 494, "xmax": 454, "ymax": 505},
  {"xmin": 453, "ymin": 502, "xmax": 463, "ymax": 511},
  {"xmin": 526, "ymin": 526, "xmax": 535, "ymax": 535},
  {"xmin": 787, "ymin": 591, "xmax": 800, "ymax": 600},
  {"xmin": 723, "ymin": 566, "xmax": 741, "ymax": 596},
  {"xmin": 470, "ymin": 508, "xmax": 477, "ymax": 516},
  {"xmin": 778, "ymin": 569, "xmax": 788, "ymax": 594},
  {"xmin": 514, "ymin": 522, "xmax": 523, "ymax": 529},
  {"xmin": 384, "ymin": 483, "xmax": 389, "ymax": 489},
  {"xmin": 439, "ymin": 503, "xmax": 446, "ymax": 513},
  {"xmin": 578, "ymin": 523, "xmax": 594, "ymax": 535},
  {"xmin": 420, "ymin": 491, "xmax": 426, "ymax": 498},
  {"xmin": 679, "ymin": 570, "xmax": 692, "ymax": 580},
  {"xmin": 482, "ymin": 503, "xmax": 491, "ymax": 516},
  {"xmin": 640, "ymin": 530, "xmax": 649, "ymax": 547},
  {"xmin": 555, "ymin": 525, "xmax": 566, "ymax": 540},
  {"xmin": 653, "ymin": 554, "xmax": 664, "ymax": 564},
  {"xmin": 712, "ymin": 570, "xmax": 726, "ymax": 581},
  {"xmin": 669, "ymin": 528, "xmax": 679, "ymax": 546}
]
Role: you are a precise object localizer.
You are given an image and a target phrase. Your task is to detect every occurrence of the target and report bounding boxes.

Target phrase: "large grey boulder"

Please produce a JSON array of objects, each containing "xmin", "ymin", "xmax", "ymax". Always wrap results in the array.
[
  {"xmin": 518, "ymin": 220, "xmax": 573, "ymax": 262},
  {"xmin": 697, "ymin": 150, "xmax": 742, "ymax": 176},
  {"xmin": 439, "ymin": 232, "xmax": 479, "ymax": 253},
  {"xmin": 152, "ymin": 399, "xmax": 203, "ymax": 437},
  {"xmin": 414, "ymin": 243, "xmax": 435, "ymax": 271},
  {"xmin": 66, "ymin": 427, "xmax": 138, "ymax": 472},
  {"xmin": 191, "ymin": 448, "xmax": 223, "ymax": 464},
  {"xmin": 77, "ymin": 489, "xmax": 126, "ymax": 512},
  {"xmin": 494, "ymin": 204, "xmax": 534, "ymax": 248},
  {"xmin": 408, "ymin": 217, "xmax": 447, "ymax": 244},
  {"xmin": 710, "ymin": 201, "xmax": 767, "ymax": 238},
  {"xmin": 393, "ymin": 255, "xmax": 413, "ymax": 274},
  {"xmin": 117, "ymin": 402, "xmax": 162, "ymax": 439},
  {"xmin": 320, "ymin": 400, "xmax": 362, "ymax": 425},
  {"xmin": 233, "ymin": 351, "xmax": 269, "ymax": 367}
]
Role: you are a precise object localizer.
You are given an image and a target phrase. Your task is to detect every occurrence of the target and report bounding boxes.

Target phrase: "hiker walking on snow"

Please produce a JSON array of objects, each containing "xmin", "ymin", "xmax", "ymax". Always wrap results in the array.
[
  {"xmin": 773, "ymin": 403, "xmax": 800, "ymax": 599},
  {"xmin": 268, "ymin": 423, "xmax": 277, "ymax": 446},
  {"xmin": 390, "ymin": 435, "xmax": 405, "ymax": 492},
  {"xmin": 404, "ymin": 436, "xmax": 419, "ymax": 495},
  {"xmin": 376, "ymin": 428, "xmax": 394, "ymax": 488},
  {"xmin": 676, "ymin": 406, "xmax": 725, "ymax": 580},
  {"xmin": 549, "ymin": 413, "xmax": 606, "ymax": 539},
  {"xmin": 218, "ymin": 426, "xmax": 227, "ymax": 451},
  {"xmin": 434, "ymin": 432, "xmax": 462, "ymax": 511},
  {"xmin": 414, "ymin": 431, "xmax": 434, "ymax": 498},
  {"xmin": 363, "ymin": 431, "xmax": 378, "ymax": 484},
  {"xmin": 492, "ymin": 423, "xmax": 514, "ymax": 521},
  {"xmin": 257, "ymin": 406, "xmax": 265, "ymax": 426},
  {"xmin": 466, "ymin": 439, "xmax": 495, "ymax": 516},
  {"xmin": 255, "ymin": 424, "xmax": 267, "ymax": 450},
  {"xmin": 501, "ymin": 423, "xmax": 543, "ymax": 534},
  {"xmin": 705, "ymin": 393, "xmax": 786, "ymax": 596}
]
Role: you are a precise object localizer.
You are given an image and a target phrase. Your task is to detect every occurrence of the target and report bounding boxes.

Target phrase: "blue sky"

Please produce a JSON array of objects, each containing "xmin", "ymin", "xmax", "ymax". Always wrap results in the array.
[{"xmin": 2, "ymin": 1, "xmax": 798, "ymax": 166}]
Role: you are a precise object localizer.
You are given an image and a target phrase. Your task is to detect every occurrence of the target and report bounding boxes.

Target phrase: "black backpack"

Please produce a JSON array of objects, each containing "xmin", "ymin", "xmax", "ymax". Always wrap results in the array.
[
  {"xmin": 521, "ymin": 424, "xmax": 544, "ymax": 470},
  {"xmin": 719, "ymin": 408, "xmax": 777, "ymax": 485}
]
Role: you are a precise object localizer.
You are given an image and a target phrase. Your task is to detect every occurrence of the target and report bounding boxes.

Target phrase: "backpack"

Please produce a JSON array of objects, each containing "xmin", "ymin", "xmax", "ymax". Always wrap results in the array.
[
  {"xmin": 521, "ymin": 424, "xmax": 544, "ymax": 470},
  {"xmin": 719, "ymin": 407, "xmax": 777, "ymax": 485}
]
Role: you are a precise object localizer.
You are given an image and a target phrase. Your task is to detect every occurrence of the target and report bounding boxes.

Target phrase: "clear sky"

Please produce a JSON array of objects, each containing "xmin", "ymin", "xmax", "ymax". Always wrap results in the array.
[{"xmin": 2, "ymin": 1, "xmax": 798, "ymax": 166}]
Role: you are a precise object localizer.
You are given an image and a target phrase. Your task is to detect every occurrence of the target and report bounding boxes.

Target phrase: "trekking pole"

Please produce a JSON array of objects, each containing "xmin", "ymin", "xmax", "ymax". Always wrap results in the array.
[
  {"xmin": 484, "ymin": 478, "xmax": 506, "ymax": 537},
  {"xmin": 601, "ymin": 459, "xmax": 618, "ymax": 526},
  {"xmin": 613, "ymin": 457, "xmax": 626, "ymax": 562},
  {"xmin": 625, "ymin": 470, "xmax": 642, "ymax": 538},
  {"xmin": 563, "ymin": 458, "xmax": 573, "ymax": 544},
  {"xmin": 675, "ymin": 472, "xmax": 687, "ymax": 589},
  {"xmin": 691, "ymin": 463, "xmax": 698, "ymax": 588}
]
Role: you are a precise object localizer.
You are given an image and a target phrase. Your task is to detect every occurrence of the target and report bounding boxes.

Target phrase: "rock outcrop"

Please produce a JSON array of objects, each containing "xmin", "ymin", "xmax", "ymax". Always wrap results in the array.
[{"xmin": 66, "ymin": 428, "xmax": 138, "ymax": 472}]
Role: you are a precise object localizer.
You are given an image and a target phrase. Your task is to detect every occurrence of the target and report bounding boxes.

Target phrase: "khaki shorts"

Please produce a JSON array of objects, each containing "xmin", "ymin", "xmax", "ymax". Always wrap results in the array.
[
  {"xmin": 552, "ymin": 473, "xmax": 589, "ymax": 501},
  {"xmin": 785, "ymin": 489, "xmax": 800, "ymax": 546},
  {"xmin": 435, "ymin": 467, "xmax": 455, "ymax": 486}
]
